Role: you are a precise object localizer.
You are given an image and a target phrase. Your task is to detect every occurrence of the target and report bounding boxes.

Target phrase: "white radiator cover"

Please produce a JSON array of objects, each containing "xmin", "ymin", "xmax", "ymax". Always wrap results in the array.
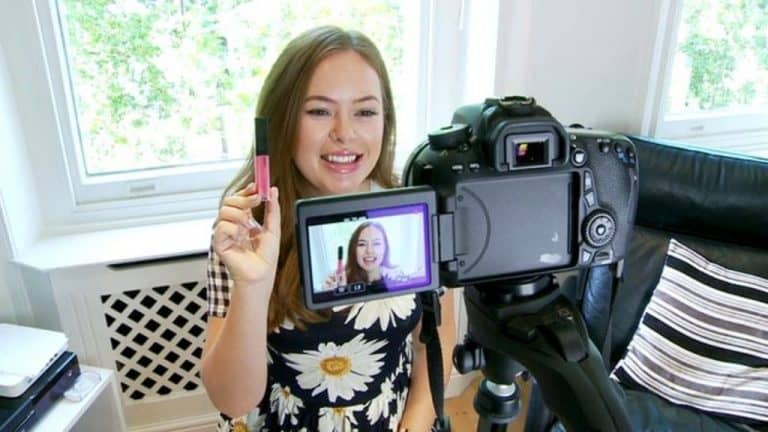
[
  {"xmin": 18, "ymin": 255, "xmax": 217, "ymax": 430},
  {"xmin": 17, "ymin": 254, "xmax": 473, "ymax": 431}
]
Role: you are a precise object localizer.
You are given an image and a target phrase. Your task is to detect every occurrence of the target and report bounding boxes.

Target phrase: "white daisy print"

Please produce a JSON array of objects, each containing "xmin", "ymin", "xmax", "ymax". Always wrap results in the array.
[
  {"xmin": 318, "ymin": 405, "xmax": 362, "ymax": 432},
  {"xmin": 387, "ymin": 389, "xmax": 409, "ymax": 431},
  {"xmin": 217, "ymin": 415, "xmax": 244, "ymax": 432},
  {"xmin": 284, "ymin": 334, "xmax": 387, "ymax": 403},
  {"xmin": 395, "ymin": 335, "xmax": 413, "ymax": 377},
  {"xmin": 366, "ymin": 377, "xmax": 395, "ymax": 424},
  {"xmin": 245, "ymin": 407, "xmax": 266, "ymax": 431},
  {"xmin": 345, "ymin": 295, "xmax": 416, "ymax": 331},
  {"xmin": 269, "ymin": 383, "xmax": 304, "ymax": 426}
]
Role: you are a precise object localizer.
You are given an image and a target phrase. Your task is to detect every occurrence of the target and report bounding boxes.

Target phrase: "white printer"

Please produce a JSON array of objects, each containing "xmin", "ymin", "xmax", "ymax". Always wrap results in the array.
[{"xmin": 0, "ymin": 324, "xmax": 69, "ymax": 398}]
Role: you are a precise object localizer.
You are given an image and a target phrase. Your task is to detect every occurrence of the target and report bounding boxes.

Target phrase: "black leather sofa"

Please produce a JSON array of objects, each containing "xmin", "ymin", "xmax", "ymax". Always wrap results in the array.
[{"xmin": 583, "ymin": 135, "xmax": 768, "ymax": 431}]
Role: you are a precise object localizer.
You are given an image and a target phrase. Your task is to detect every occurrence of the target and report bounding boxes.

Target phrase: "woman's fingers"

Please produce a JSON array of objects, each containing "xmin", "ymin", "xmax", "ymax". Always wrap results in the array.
[
  {"xmin": 262, "ymin": 187, "xmax": 281, "ymax": 236},
  {"xmin": 213, "ymin": 220, "xmax": 242, "ymax": 251},
  {"xmin": 214, "ymin": 185, "xmax": 278, "ymax": 259},
  {"xmin": 234, "ymin": 182, "xmax": 257, "ymax": 197},
  {"xmin": 222, "ymin": 193, "xmax": 264, "ymax": 212},
  {"xmin": 219, "ymin": 206, "xmax": 259, "ymax": 232}
]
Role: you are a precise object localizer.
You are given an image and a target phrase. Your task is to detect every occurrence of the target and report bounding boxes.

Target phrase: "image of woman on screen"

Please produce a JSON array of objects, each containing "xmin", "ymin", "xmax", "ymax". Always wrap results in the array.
[{"xmin": 323, "ymin": 221, "xmax": 407, "ymax": 290}]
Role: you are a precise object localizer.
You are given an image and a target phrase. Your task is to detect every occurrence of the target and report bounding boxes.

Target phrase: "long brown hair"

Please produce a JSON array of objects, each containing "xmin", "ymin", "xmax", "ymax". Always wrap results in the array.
[{"xmin": 220, "ymin": 26, "xmax": 398, "ymax": 331}]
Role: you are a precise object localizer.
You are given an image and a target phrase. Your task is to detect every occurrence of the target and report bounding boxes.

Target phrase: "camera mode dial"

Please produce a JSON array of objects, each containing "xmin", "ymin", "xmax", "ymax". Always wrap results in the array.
[
  {"xmin": 428, "ymin": 124, "xmax": 471, "ymax": 151},
  {"xmin": 583, "ymin": 211, "xmax": 616, "ymax": 248}
]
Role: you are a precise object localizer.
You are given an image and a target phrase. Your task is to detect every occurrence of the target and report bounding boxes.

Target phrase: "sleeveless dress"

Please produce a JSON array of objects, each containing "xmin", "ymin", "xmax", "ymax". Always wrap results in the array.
[{"xmin": 207, "ymin": 244, "xmax": 422, "ymax": 432}]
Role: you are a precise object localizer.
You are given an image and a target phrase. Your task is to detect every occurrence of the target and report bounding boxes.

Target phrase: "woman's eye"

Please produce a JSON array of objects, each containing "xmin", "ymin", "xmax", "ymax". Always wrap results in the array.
[
  {"xmin": 357, "ymin": 109, "xmax": 378, "ymax": 117},
  {"xmin": 306, "ymin": 108, "xmax": 330, "ymax": 116}
]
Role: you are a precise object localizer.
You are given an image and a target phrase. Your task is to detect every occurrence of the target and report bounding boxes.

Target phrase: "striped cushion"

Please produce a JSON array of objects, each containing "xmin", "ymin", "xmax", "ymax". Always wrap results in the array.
[{"xmin": 611, "ymin": 239, "xmax": 768, "ymax": 424}]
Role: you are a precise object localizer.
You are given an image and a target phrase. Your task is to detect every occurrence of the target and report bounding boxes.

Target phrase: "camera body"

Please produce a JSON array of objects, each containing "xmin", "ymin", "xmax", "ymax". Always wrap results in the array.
[
  {"xmin": 295, "ymin": 96, "xmax": 638, "ymax": 309},
  {"xmin": 402, "ymin": 96, "xmax": 638, "ymax": 287}
]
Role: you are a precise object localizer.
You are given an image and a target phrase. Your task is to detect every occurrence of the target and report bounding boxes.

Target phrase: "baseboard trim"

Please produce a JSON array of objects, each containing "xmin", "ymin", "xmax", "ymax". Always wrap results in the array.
[
  {"xmin": 447, "ymin": 370, "xmax": 480, "ymax": 399},
  {"xmin": 129, "ymin": 413, "xmax": 218, "ymax": 432}
]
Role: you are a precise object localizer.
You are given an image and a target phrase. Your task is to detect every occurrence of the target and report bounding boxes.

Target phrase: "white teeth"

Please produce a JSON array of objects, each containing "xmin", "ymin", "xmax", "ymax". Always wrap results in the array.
[{"xmin": 325, "ymin": 154, "xmax": 357, "ymax": 164}]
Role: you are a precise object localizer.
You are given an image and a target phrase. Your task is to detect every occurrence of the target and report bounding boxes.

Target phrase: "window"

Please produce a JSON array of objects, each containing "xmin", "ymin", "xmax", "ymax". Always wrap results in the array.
[
  {"xmin": 649, "ymin": 0, "xmax": 768, "ymax": 158},
  {"xmin": 51, "ymin": 0, "xmax": 422, "ymax": 206},
  {"xmin": 11, "ymin": 0, "xmax": 494, "ymax": 230}
]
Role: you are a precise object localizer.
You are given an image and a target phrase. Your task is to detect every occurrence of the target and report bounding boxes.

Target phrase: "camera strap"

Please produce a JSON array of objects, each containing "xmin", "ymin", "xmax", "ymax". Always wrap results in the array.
[
  {"xmin": 418, "ymin": 289, "xmax": 451, "ymax": 432},
  {"xmin": 582, "ymin": 261, "xmax": 625, "ymax": 365}
]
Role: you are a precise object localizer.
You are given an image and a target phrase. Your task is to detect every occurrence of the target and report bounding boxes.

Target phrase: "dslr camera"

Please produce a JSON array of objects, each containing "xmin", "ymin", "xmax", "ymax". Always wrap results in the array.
[{"xmin": 295, "ymin": 96, "xmax": 638, "ymax": 309}]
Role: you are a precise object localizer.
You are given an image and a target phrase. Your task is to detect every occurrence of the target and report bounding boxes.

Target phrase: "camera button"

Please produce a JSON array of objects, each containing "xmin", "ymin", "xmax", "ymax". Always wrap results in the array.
[
  {"xmin": 599, "ymin": 141, "xmax": 611, "ymax": 153},
  {"xmin": 572, "ymin": 149, "xmax": 587, "ymax": 167},
  {"xmin": 585, "ymin": 191, "xmax": 596, "ymax": 207},
  {"xmin": 468, "ymin": 162, "xmax": 480, "ymax": 172},
  {"xmin": 584, "ymin": 172, "xmax": 593, "ymax": 190},
  {"xmin": 614, "ymin": 142, "xmax": 624, "ymax": 153},
  {"xmin": 581, "ymin": 249, "xmax": 593, "ymax": 264},
  {"xmin": 451, "ymin": 163, "xmax": 465, "ymax": 174}
]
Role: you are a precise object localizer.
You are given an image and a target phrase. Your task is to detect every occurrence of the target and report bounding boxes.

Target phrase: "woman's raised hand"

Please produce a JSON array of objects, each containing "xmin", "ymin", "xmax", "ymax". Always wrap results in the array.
[
  {"xmin": 322, "ymin": 271, "xmax": 347, "ymax": 291},
  {"xmin": 212, "ymin": 183, "xmax": 281, "ymax": 287}
]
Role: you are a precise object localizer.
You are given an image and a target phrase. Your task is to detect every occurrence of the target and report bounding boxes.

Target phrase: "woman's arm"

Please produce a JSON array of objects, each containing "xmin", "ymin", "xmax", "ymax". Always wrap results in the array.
[
  {"xmin": 201, "ymin": 279, "xmax": 273, "ymax": 417},
  {"xmin": 200, "ymin": 186, "xmax": 282, "ymax": 417},
  {"xmin": 399, "ymin": 289, "xmax": 457, "ymax": 432}
]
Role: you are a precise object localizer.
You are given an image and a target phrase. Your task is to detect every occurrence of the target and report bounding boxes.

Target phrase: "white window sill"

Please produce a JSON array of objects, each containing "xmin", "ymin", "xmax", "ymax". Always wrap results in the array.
[{"xmin": 14, "ymin": 218, "xmax": 215, "ymax": 272}]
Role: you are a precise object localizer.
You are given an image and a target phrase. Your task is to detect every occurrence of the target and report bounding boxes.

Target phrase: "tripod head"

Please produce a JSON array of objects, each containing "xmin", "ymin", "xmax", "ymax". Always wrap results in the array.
[{"xmin": 456, "ymin": 274, "xmax": 631, "ymax": 432}]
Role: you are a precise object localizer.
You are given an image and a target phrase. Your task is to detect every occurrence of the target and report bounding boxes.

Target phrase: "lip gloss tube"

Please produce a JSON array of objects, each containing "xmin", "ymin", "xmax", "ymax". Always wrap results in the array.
[
  {"xmin": 254, "ymin": 117, "xmax": 270, "ymax": 201},
  {"xmin": 337, "ymin": 246, "xmax": 344, "ymax": 275}
]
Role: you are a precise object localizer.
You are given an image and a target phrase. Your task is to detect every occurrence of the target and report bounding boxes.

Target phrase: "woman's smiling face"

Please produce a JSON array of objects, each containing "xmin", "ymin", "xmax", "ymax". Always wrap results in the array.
[
  {"xmin": 293, "ymin": 50, "xmax": 384, "ymax": 196},
  {"xmin": 355, "ymin": 226, "xmax": 386, "ymax": 278}
]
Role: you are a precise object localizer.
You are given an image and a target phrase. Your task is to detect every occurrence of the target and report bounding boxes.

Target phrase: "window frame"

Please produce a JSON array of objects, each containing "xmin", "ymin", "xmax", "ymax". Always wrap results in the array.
[
  {"xmin": 20, "ymin": 0, "xmax": 498, "ymax": 232},
  {"xmin": 644, "ymin": 0, "xmax": 768, "ymax": 145},
  {"xmin": 39, "ymin": 0, "xmax": 424, "ymax": 208}
]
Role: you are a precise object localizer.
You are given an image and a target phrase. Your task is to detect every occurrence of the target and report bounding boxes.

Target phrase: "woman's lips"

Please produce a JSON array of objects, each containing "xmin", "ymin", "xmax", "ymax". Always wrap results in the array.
[{"xmin": 321, "ymin": 152, "xmax": 362, "ymax": 174}]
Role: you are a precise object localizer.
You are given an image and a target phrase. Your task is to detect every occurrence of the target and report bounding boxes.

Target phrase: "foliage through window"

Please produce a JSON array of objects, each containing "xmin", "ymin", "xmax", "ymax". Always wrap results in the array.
[
  {"xmin": 58, "ymin": 0, "xmax": 410, "ymax": 176},
  {"xmin": 665, "ymin": 0, "xmax": 768, "ymax": 116}
]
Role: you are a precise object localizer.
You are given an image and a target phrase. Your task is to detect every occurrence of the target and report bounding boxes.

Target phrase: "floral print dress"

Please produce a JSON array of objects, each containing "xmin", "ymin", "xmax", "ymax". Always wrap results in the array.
[{"xmin": 208, "ymin": 246, "xmax": 422, "ymax": 432}]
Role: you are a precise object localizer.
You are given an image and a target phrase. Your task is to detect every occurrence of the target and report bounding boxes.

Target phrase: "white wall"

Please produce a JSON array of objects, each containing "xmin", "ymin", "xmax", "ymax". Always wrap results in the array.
[
  {"xmin": 0, "ymin": 41, "xmax": 37, "ymax": 323},
  {"xmin": 495, "ymin": 0, "xmax": 664, "ymax": 133}
]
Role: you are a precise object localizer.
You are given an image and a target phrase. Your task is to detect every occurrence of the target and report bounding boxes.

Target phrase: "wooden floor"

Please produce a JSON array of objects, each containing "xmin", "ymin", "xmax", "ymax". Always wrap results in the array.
[{"xmin": 444, "ymin": 375, "xmax": 531, "ymax": 432}]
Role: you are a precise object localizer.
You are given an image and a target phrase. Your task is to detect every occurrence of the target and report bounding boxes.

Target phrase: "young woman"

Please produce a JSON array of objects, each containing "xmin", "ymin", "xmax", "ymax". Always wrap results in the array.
[{"xmin": 201, "ymin": 26, "xmax": 455, "ymax": 432}]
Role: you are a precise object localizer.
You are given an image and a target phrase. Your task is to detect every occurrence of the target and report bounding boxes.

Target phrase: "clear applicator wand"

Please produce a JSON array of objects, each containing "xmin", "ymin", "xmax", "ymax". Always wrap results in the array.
[{"xmin": 254, "ymin": 117, "xmax": 271, "ymax": 202}]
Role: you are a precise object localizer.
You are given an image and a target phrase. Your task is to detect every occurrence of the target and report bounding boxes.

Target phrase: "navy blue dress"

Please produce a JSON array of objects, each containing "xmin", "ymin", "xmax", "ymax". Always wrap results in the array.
[{"xmin": 208, "ymin": 246, "xmax": 422, "ymax": 432}]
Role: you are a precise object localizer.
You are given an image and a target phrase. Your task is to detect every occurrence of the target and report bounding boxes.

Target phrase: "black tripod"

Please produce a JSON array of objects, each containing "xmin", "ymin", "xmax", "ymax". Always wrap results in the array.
[{"xmin": 454, "ymin": 275, "xmax": 631, "ymax": 432}]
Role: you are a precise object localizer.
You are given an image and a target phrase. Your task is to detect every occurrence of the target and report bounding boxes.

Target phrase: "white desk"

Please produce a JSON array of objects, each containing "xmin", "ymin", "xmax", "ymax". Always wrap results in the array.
[{"xmin": 32, "ymin": 365, "xmax": 126, "ymax": 432}]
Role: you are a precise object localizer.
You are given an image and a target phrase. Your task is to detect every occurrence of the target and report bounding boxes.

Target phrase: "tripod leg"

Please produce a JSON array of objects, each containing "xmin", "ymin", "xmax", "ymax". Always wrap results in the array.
[
  {"xmin": 523, "ymin": 377, "xmax": 555, "ymax": 432},
  {"xmin": 478, "ymin": 417, "xmax": 512, "ymax": 432},
  {"xmin": 474, "ymin": 379, "xmax": 520, "ymax": 432}
]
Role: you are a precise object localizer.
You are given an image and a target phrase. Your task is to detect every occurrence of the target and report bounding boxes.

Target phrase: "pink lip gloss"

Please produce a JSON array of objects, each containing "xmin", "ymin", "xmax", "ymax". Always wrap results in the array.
[{"xmin": 254, "ymin": 117, "xmax": 270, "ymax": 202}]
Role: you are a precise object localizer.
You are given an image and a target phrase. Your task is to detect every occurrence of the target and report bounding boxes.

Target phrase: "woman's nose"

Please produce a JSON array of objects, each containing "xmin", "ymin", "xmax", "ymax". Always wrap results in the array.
[{"xmin": 331, "ymin": 115, "xmax": 355, "ymax": 143}]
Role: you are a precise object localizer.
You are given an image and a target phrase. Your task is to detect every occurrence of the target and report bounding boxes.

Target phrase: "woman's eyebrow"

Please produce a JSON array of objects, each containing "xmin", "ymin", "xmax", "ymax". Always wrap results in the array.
[{"xmin": 304, "ymin": 95, "xmax": 381, "ymax": 104}]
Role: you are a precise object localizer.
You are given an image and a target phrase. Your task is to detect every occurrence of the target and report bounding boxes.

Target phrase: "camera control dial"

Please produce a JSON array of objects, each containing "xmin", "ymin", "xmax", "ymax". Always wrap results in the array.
[
  {"xmin": 583, "ymin": 211, "xmax": 616, "ymax": 248},
  {"xmin": 428, "ymin": 124, "xmax": 471, "ymax": 150}
]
